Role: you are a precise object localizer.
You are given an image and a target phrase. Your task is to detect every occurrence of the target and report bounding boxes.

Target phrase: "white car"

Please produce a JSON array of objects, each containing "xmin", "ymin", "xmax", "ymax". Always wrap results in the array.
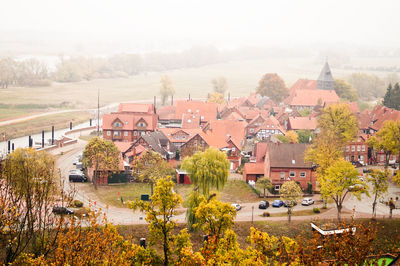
[
  {"xmin": 301, "ymin": 198, "xmax": 314, "ymax": 206},
  {"xmin": 231, "ymin": 203, "xmax": 242, "ymax": 211}
]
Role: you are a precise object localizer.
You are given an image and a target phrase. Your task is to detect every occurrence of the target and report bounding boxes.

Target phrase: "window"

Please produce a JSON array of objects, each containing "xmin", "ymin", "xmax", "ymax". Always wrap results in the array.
[
  {"xmin": 351, "ymin": 146, "xmax": 355, "ymax": 152},
  {"xmin": 380, "ymin": 155, "xmax": 385, "ymax": 162},
  {"xmin": 138, "ymin": 122, "xmax": 146, "ymax": 127},
  {"xmin": 114, "ymin": 122, "xmax": 122, "ymax": 127},
  {"xmin": 134, "ymin": 131, "xmax": 137, "ymax": 136},
  {"xmin": 141, "ymin": 131, "xmax": 145, "ymax": 136},
  {"xmin": 346, "ymin": 146, "xmax": 350, "ymax": 152},
  {"xmin": 357, "ymin": 138, "xmax": 361, "ymax": 142},
  {"xmin": 359, "ymin": 155, "xmax": 364, "ymax": 162},
  {"xmin": 267, "ymin": 124, "xmax": 270, "ymax": 128},
  {"xmin": 357, "ymin": 145, "xmax": 361, "ymax": 152},
  {"xmin": 232, "ymin": 147, "xmax": 236, "ymax": 152},
  {"xmin": 182, "ymin": 135, "xmax": 186, "ymax": 140},
  {"xmin": 113, "ymin": 131, "xmax": 121, "ymax": 136},
  {"xmin": 345, "ymin": 156, "xmax": 349, "ymax": 161},
  {"xmin": 280, "ymin": 172, "xmax": 285, "ymax": 180},
  {"xmin": 187, "ymin": 119, "xmax": 191, "ymax": 123},
  {"xmin": 362, "ymin": 145, "xmax": 365, "ymax": 152},
  {"xmin": 271, "ymin": 124, "xmax": 274, "ymax": 128},
  {"xmin": 393, "ymin": 155, "xmax": 397, "ymax": 161},
  {"xmin": 275, "ymin": 185, "xmax": 280, "ymax": 191},
  {"xmin": 107, "ymin": 131, "xmax": 111, "ymax": 136},
  {"xmin": 124, "ymin": 131, "xmax": 128, "ymax": 137},
  {"xmin": 125, "ymin": 121, "xmax": 128, "ymax": 125},
  {"xmin": 250, "ymin": 128, "xmax": 254, "ymax": 133},
  {"xmin": 289, "ymin": 172, "xmax": 295, "ymax": 178},
  {"xmin": 188, "ymin": 109, "xmax": 191, "ymax": 112},
  {"xmin": 300, "ymin": 172, "xmax": 306, "ymax": 178},
  {"xmin": 201, "ymin": 116, "xmax": 204, "ymax": 120}
]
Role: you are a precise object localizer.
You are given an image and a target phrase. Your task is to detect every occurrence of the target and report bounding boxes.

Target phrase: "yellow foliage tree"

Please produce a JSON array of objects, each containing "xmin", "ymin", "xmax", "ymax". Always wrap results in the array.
[
  {"xmin": 207, "ymin": 92, "xmax": 226, "ymax": 104},
  {"xmin": 285, "ymin": 130, "xmax": 299, "ymax": 143}
]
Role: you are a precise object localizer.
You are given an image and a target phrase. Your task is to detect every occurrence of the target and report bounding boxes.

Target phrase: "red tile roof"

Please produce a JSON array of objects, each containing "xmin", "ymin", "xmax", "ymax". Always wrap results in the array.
[
  {"xmin": 159, "ymin": 128, "xmax": 203, "ymax": 143},
  {"xmin": 118, "ymin": 103, "xmax": 155, "ymax": 114},
  {"xmin": 201, "ymin": 119, "xmax": 247, "ymax": 149},
  {"xmin": 175, "ymin": 100, "xmax": 217, "ymax": 122},
  {"xmin": 244, "ymin": 163, "xmax": 264, "ymax": 175},
  {"xmin": 254, "ymin": 116, "xmax": 286, "ymax": 134},
  {"xmin": 288, "ymin": 117, "xmax": 317, "ymax": 131},
  {"xmin": 181, "ymin": 113, "xmax": 201, "ymax": 128},
  {"xmin": 238, "ymin": 107, "xmax": 269, "ymax": 121},
  {"xmin": 285, "ymin": 89, "xmax": 339, "ymax": 107},
  {"xmin": 157, "ymin": 105, "xmax": 176, "ymax": 120},
  {"xmin": 102, "ymin": 112, "xmax": 158, "ymax": 131},
  {"xmin": 114, "ymin": 142, "xmax": 133, "ymax": 153},
  {"xmin": 368, "ymin": 105, "xmax": 400, "ymax": 131},
  {"xmin": 267, "ymin": 143, "xmax": 313, "ymax": 168},
  {"xmin": 255, "ymin": 142, "xmax": 268, "ymax": 163},
  {"xmin": 290, "ymin": 79, "xmax": 317, "ymax": 92},
  {"xmin": 348, "ymin": 102, "xmax": 360, "ymax": 114}
]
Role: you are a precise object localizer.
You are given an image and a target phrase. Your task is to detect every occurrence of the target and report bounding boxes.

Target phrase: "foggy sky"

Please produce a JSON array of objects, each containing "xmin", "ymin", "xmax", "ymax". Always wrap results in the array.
[{"xmin": 1, "ymin": 0, "xmax": 399, "ymax": 52}]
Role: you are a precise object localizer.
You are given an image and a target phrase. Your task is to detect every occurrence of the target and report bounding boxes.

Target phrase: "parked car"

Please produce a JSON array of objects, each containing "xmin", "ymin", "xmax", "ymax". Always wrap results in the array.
[
  {"xmin": 69, "ymin": 169, "xmax": 87, "ymax": 182},
  {"xmin": 258, "ymin": 200, "xmax": 270, "ymax": 209},
  {"xmin": 283, "ymin": 200, "xmax": 297, "ymax": 207},
  {"xmin": 363, "ymin": 168, "xmax": 371, "ymax": 173},
  {"xmin": 231, "ymin": 203, "xmax": 242, "ymax": 211},
  {"xmin": 52, "ymin": 206, "xmax": 74, "ymax": 215},
  {"xmin": 301, "ymin": 198, "xmax": 314, "ymax": 206},
  {"xmin": 272, "ymin": 200, "xmax": 284, "ymax": 207}
]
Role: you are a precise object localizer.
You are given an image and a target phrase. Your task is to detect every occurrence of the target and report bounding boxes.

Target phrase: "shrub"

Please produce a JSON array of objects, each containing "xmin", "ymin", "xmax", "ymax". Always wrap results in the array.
[
  {"xmin": 313, "ymin": 207, "xmax": 320, "ymax": 213},
  {"xmin": 263, "ymin": 212, "xmax": 270, "ymax": 217},
  {"xmin": 72, "ymin": 200, "xmax": 83, "ymax": 208}
]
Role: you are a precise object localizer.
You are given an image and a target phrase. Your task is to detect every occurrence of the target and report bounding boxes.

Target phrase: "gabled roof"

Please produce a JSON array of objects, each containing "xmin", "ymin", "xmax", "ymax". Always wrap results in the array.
[
  {"xmin": 114, "ymin": 142, "xmax": 133, "ymax": 154},
  {"xmin": 254, "ymin": 116, "xmax": 286, "ymax": 134},
  {"xmin": 244, "ymin": 163, "xmax": 264, "ymax": 175},
  {"xmin": 158, "ymin": 128, "xmax": 203, "ymax": 143},
  {"xmin": 285, "ymin": 89, "xmax": 339, "ymax": 107},
  {"xmin": 367, "ymin": 105, "xmax": 400, "ymax": 131},
  {"xmin": 290, "ymin": 79, "xmax": 317, "ymax": 92},
  {"xmin": 238, "ymin": 107, "xmax": 269, "ymax": 121},
  {"xmin": 138, "ymin": 131, "xmax": 177, "ymax": 156},
  {"xmin": 255, "ymin": 142, "xmax": 268, "ymax": 163},
  {"xmin": 175, "ymin": 100, "xmax": 217, "ymax": 122},
  {"xmin": 267, "ymin": 143, "xmax": 313, "ymax": 169},
  {"xmin": 102, "ymin": 112, "xmax": 158, "ymax": 131},
  {"xmin": 202, "ymin": 119, "xmax": 247, "ymax": 149},
  {"xmin": 288, "ymin": 117, "xmax": 317, "ymax": 131},
  {"xmin": 118, "ymin": 103, "xmax": 155, "ymax": 114}
]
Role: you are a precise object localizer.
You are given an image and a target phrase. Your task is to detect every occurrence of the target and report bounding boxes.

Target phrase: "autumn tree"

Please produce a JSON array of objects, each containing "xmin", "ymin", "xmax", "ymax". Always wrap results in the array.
[
  {"xmin": 367, "ymin": 120, "xmax": 400, "ymax": 168},
  {"xmin": 256, "ymin": 177, "xmax": 272, "ymax": 197},
  {"xmin": 131, "ymin": 150, "xmax": 174, "ymax": 195},
  {"xmin": 280, "ymin": 181, "xmax": 303, "ymax": 222},
  {"xmin": 211, "ymin": 76, "xmax": 228, "ymax": 95},
  {"xmin": 366, "ymin": 169, "xmax": 389, "ymax": 219},
  {"xmin": 207, "ymin": 92, "xmax": 226, "ymax": 104},
  {"xmin": 160, "ymin": 75, "xmax": 175, "ymax": 105},
  {"xmin": 320, "ymin": 159, "xmax": 367, "ymax": 221},
  {"xmin": 181, "ymin": 147, "xmax": 230, "ymax": 197},
  {"xmin": 0, "ymin": 148, "xmax": 69, "ymax": 264},
  {"xmin": 256, "ymin": 73, "xmax": 288, "ymax": 102},
  {"xmin": 82, "ymin": 137, "xmax": 120, "ymax": 189},
  {"xmin": 334, "ymin": 79, "xmax": 358, "ymax": 101},
  {"xmin": 128, "ymin": 177, "xmax": 201, "ymax": 266},
  {"xmin": 285, "ymin": 131, "xmax": 299, "ymax": 143},
  {"xmin": 306, "ymin": 103, "xmax": 358, "ymax": 176}
]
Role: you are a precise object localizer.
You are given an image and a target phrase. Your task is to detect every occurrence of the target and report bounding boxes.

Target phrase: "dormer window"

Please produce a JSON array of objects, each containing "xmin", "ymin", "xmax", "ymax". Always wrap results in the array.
[
  {"xmin": 137, "ymin": 122, "xmax": 146, "ymax": 127},
  {"xmin": 113, "ymin": 122, "xmax": 122, "ymax": 127},
  {"xmin": 267, "ymin": 124, "xmax": 270, "ymax": 128}
]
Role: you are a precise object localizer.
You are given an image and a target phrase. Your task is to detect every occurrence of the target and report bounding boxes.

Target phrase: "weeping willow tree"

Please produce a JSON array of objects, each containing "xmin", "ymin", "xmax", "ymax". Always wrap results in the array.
[{"xmin": 181, "ymin": 147, "xmax": 230, "ymax": 230}]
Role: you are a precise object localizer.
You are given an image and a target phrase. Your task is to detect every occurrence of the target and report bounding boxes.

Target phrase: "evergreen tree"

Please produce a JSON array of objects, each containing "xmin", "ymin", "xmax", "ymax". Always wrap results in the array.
[
  {"xmin": 383, "ymin": 83, "xmax": 400, "ymax": 110},
  {"xmin": 383, "ymin": 83, "xmax": 393, "ymax": 108}
]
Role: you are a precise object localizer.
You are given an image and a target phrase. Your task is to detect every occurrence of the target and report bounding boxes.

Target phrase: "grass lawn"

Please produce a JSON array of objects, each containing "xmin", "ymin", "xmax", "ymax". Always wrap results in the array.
[
  {"xmin": 87, "ymin": 180, "xmax": 259, "ymax": 208},
  {"xmin": 0, "ymin": 111, "xmax": 92, "ymax": 139},
  {"xmin": 264, "ymin": 207, "xmax": 330, "ymax": 217}
]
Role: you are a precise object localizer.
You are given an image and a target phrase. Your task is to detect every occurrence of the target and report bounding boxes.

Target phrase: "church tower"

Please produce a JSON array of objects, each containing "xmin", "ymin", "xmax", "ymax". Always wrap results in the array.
[{"xmin": 317, "ymin": 62, "xmax": 335, "ymax": 90}]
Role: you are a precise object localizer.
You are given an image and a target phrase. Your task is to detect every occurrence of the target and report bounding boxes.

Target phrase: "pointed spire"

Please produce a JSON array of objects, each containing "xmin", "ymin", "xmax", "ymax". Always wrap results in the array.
[{"xmin": 317, "ymin": 61, "xmax": 335, "ymax": 90}]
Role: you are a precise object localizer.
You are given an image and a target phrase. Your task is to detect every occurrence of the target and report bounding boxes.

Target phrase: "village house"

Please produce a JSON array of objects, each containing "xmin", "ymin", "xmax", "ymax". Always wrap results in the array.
[
  {"xmin": 158, "ymin": 128, "xmax": 203, "ymax": 149},
  {"xmin": 127, "ymin": 131, "xmax": 177, "ymax": 160},
  {"xmin": 244, "ymin": 143, "xmax": 316, "ymax": 191},
  {"xmin": 102, "ymin": 103, "xmax": 158, "ymax": 142},
  {"xmin": 344, "ymin": 134, "xmax": 369, "ymax": 165},
  {"xmin": 253, "ymin": 116, "xmax": 286, "ymax": 140}
]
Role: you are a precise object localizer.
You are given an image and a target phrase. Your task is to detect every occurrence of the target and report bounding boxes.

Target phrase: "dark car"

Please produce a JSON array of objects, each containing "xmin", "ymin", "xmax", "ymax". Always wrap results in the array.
[
  {"xmin": 272, "ymin": 200, "xmax": 284, "ymax": 208},
  {"xmin": 258, "ymin": 200, "xmax": 270, "ymax": 209},
  {"xmin": 362, "ymin": 168, "xmax": 371, "ymax": 173},
  {"xmin": 69, "ymin": 170, "xmax": 87, "ymax": 182},
  {"xmin": 52, "ymin": 206, "xmax": 74, "ymax": 215},
  {"xmin": 283, "ymin": 200, "xmax": 297, "ymax": 207}
]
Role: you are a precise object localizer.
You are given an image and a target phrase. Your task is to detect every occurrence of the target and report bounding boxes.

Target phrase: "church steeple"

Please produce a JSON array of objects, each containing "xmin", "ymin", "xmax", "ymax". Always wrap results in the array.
[{"xmin": 317, "ymin": 61, "xmax": 335, "ymax": 90}]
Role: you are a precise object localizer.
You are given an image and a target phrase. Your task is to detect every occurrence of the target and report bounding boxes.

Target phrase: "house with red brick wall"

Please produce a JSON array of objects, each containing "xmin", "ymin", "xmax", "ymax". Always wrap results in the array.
[
  {"xmin": 263, "ymin": 143, "xmax": 316, "ymax": 191},
  {"xmin": 358, "ymin": 105, "xmax": 400, "ymax": 135},
  {"xmin": 344, "ymin": 135, "xmax": 369, "ymax": 165},
  {"xmin": 103, "ymin": 112, "xmax": 158, "ymax": 142},
  {"xmin": 180, "ymin": 133, "xmax": 209, "ymax": 158},
  {"xmin": 284, "ymin": 89, "xmax": 340, "ymax": 110},
  {"xmin": 243, "ymin": 163, "xmax": 264, "ymax": 183}
]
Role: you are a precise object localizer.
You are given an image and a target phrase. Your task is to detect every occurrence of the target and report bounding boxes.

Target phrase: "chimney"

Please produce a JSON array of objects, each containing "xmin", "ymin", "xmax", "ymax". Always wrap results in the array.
[
  {"xmin": 51, "ymin": 126, "xmax": 54, "ymax": 145},
  {"xmin": 171, "ymin": 95, "xmax": 174, "ymax": 106},
  {"xmin": 228, "ymin": 92, "xmax": 230, "ymax": 102}
]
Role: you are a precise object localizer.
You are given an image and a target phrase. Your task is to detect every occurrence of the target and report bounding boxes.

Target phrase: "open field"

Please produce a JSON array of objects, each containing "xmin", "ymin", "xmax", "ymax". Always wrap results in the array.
[
  {"xmin": 0, "ymin": 56, "xmax": 397, "ymax": 117},
  {"xmin": 82, "ymin": 180, "xmax": 259, "ymax": 208},
  {"xmin": 0, "ymin": 111, "xmax": 92, "ymax": 140},
  {"xmin": 118, "ymin": 218, "xmax": 400, "ymax": 254}
]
